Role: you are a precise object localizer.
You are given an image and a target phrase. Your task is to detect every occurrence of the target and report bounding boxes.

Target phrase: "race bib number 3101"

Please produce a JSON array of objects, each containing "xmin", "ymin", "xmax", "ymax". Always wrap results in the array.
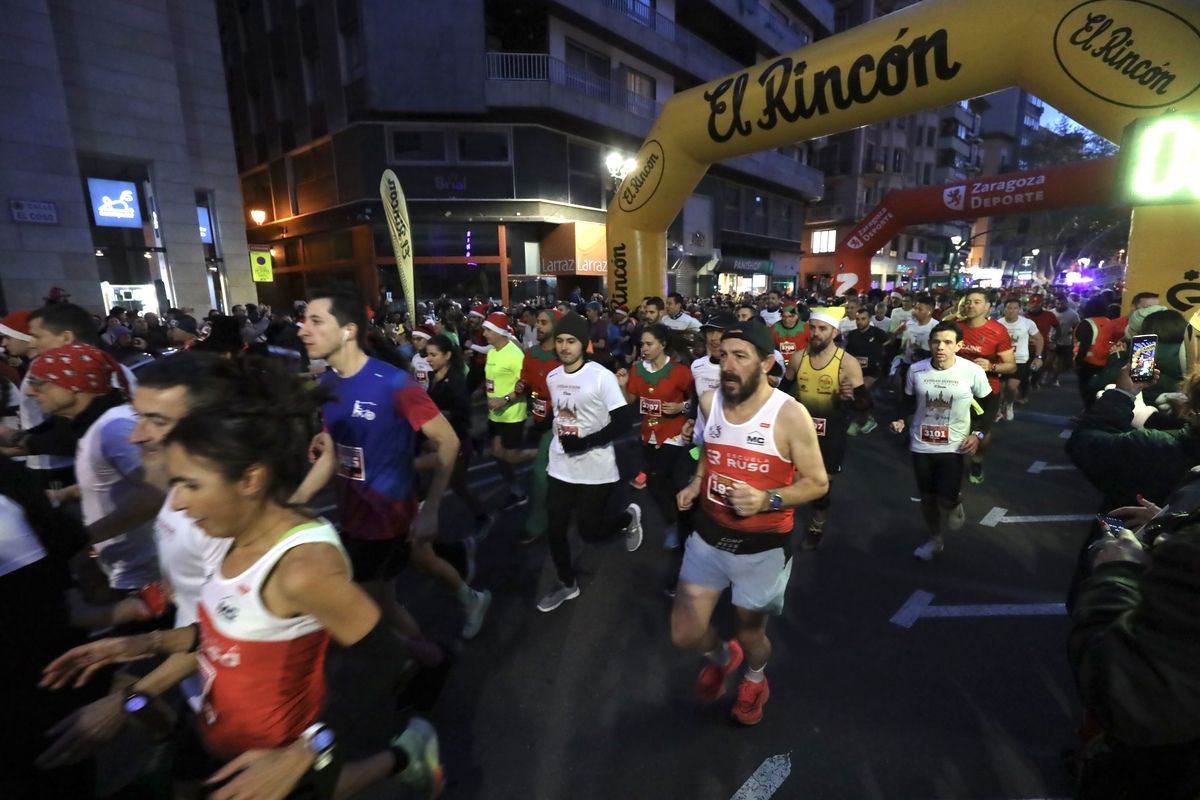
[{"xmin": 919, "ymin": 425, "xmax": 950, "ymax": 445}]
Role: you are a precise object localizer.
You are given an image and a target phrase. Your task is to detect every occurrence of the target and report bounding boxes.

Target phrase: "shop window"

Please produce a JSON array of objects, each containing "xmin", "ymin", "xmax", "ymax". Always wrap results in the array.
[
  {"xmin": 391, "ymin": 130, "xmax": 446, "ymax": 162},
  {"xmin": 457, "ymin": 131, "xmax": 510, "ymax": 163}
]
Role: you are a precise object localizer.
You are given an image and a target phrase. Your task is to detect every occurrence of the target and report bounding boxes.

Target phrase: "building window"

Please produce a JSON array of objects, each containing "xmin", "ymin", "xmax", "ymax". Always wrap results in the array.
[
  {"xmin": 456, "ymin": 131, "xmax": 510, "ymax": 163},
  {"xmin": 391, "ymin": 130, "xmax": 446, "ymax": 162},
  {"xmin": 892, "ymin": 149, "xmax": 904, "ymax": 172},
  {"xmin": 623, "ymin": 67, "xmax": 656, "ymax": 116},
  {"xmin": 565, "ymin": 39, "xmax": 611, "ymax": 102},
  {"xmin": 926, "ymin": 127, "xmax": 935, "ymax": 147},
  {"xmin": 811, "ymin": 228, "xmax": 837, "ymax": 253},
  {"xmin": 922, "ymin": 163, "xmax": 933, "ymax": 184}
]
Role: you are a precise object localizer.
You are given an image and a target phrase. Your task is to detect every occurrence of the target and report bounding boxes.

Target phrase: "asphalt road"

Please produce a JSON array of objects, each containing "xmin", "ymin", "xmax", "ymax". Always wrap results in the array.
[
  {"xmin": 93, "ymin": 373, "xmax": 1099, "ymax": 800},
  {"xmin": 391, "ymin": 375, "xmax": 1098, "ymax": 800}
]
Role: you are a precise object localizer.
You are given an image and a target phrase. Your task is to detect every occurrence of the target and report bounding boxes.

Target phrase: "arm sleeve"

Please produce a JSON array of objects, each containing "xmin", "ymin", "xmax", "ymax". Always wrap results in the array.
[
  {"xmin": 1075, "ymin": 320, "xmax": 1094, "ymax": 364},
  {"xmin": 100, "ymin": 417, "xmax": 143, "ymax": 477},
  {"xmin": 20, "ymin": 415, "xmax": 79, "ymax": 457}
]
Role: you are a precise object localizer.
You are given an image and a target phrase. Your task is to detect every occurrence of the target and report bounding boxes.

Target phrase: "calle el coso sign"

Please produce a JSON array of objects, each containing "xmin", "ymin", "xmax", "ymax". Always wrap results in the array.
[{"xmin": 1115, "ymin": 112, "xmax": 1200, "ymax": 206}]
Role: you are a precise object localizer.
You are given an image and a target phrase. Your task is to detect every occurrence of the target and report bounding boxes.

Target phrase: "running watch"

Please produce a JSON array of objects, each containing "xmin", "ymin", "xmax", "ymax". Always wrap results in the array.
[
  {"xmin": 300, "ymin": 723, "xmax": 337, "ymax": 771},
  {"xmin": 973, "ymin": 431, "xmax": 985, "ymax": 441},
  {"xmin": 767, "ymin": 490, "xmax": 784, "ymax": 511}
]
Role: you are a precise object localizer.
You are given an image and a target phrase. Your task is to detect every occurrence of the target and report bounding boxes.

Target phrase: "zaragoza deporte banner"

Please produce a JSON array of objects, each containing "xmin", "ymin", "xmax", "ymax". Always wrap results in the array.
[
  {"xmin": 606, "ymin": 0, "xmax": 1200, "ymax": 308},
  {"xmin": 836, "ymin": 159, "xmax": 1119, "ymax": 281}
]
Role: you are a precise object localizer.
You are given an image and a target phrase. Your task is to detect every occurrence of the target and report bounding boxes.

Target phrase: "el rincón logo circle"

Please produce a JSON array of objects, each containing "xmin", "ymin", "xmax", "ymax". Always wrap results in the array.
[
  {"xmin": 1054, "ymin": 0, "xmax": 1200, "ymax": 109},
  {"xmin": 618, "ymin": 140, "xmax": 665, "ymax": 213}
]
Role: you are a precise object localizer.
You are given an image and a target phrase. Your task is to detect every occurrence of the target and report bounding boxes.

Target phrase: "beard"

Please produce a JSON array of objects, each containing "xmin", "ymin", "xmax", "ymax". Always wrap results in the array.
[
  {"xmin": 808, "ymin": 337, "xmax": 831, "ymax": 354},
  {"xmin": 720, "ymin": 368, "xmax": 761, "ymax": 404}
]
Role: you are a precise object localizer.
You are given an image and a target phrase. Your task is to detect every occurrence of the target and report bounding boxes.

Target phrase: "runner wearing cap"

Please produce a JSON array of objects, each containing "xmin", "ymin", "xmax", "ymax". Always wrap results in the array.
[
  {"xmin": 673, "ymin": 321, "xmax": 827, "ymax": 725},
  {"xmin": 783, "ymin": 305, "xmax": 865, "ymax": 550},
  {"xmin": 537, "ymin": 312, "xmax": 642, "ymax": 612},
  {"xmin": 957, "ymin": 289, "xmax": 1016, "ymax": 483},
  {"xmin": 771, "ymin": 304, "xmax": 809, "ymax": 364},
  {"xmin": 515, "ymin": 309, "xmax": 561, "ymax": 545},
  {"xmin": 483, "ymin": 311, "xmax": 534, "ymax": 508}
]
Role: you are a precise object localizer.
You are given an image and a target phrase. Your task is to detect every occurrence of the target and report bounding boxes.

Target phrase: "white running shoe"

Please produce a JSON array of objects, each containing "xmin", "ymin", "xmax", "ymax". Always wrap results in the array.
[
  {"xmin": 623, "ymin": 503, "xmax": 643, "ymax": 552},
  {"xmin": 462, "ymin": 588, "xmax": 491, "ymax": 640},
  {"xmin": 913, "ymin": 538, "xmax": 945, "ymax": 561},
  {"xmin": 1004, "ymin": 403, "xmax": 1015, "ymax": 421}
]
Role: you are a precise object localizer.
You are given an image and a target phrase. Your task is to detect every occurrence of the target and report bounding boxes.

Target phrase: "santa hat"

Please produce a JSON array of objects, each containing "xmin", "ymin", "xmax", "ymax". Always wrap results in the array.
[
  {"xmin": 482, "ymin": 312, "xmax": 511, "ymax": 337},
  {"xmin": 614, "ymin": 305, "xmax": 630, "ymax": 318},
  {"xmin": 468, "ymin": 304, "xmax": 488, "ymax": 319},
  {"xmin": 0, "ymin": 309, "xmax": 33, "ymax": 342},
  {"xmin": 808, "ymin": 306, "xmax": 846, "ymax": 328},
  {"xmin": 411, "ymin": 325, "xmax": 434, "ymax": 341}
]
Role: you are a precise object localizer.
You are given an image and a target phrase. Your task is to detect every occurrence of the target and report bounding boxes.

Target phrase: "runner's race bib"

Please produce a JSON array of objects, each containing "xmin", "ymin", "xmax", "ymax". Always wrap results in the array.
[
  {"xmin": 920, "ymin": 425, "xmax": 950, "ymax": 445},
  {"xmin": 640, "ymin": 397, "xmax": 662, "ymax": 417},
  {"xmin": 485, "ymin": 379, "xmax": 495, "ymax": 394},
  {"xmin": 556, "ymin": 422, "xmax": 579, "ymax": 439},
  {"xmin": 812, "ymin": 417, "xmax": 827, "ymax": 437},
  {"xmin": 707, "ymin": 473, "xmax": 741, "ymax": 507},
  {"xmin": 335, "ymin": 444, "xmax": 365, "ymax": 481},
  {"xmin": 415, "ymin": 370, "xmax": 428, "ymax": 387},
  {"xmin": 531, "ymin": 397, "xmax": 548, "ymax": 419},
  {"xmin": 780, "ymin": 341, "xmax": 796, "ymax": 357}
]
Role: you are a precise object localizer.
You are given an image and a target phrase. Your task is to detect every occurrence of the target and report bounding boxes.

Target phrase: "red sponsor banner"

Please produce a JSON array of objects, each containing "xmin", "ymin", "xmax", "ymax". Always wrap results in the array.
[{"xmin": 833, "ymin": 158, "xmax": 1119, "ymax": 294}]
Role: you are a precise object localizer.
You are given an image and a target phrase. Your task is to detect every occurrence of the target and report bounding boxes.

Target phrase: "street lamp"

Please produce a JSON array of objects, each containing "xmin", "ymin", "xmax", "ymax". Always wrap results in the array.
[
  {"xmin": 605, "ymin": 152, "xmax": 638, "ymax": 182},
  {"xmin": 249, "ymin": 208, "xmax": 267, "ymax": 225}
]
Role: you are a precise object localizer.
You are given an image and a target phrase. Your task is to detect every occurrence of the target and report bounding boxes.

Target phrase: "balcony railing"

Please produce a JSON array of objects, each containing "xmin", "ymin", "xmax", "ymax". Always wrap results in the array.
[
  {"xmin": 582, "ymin": 0, "xmax": 743, "ymax": 76},
  {"xmin": 486, "ymin": 52, "xmax": 662, "ymax": 120}
]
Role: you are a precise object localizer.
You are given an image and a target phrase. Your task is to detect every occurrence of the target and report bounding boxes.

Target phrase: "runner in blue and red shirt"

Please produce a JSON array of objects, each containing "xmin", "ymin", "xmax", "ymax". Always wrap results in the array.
[{"xmin": 299, "ymin": 288, "xmax": 493, "ymax": 642}]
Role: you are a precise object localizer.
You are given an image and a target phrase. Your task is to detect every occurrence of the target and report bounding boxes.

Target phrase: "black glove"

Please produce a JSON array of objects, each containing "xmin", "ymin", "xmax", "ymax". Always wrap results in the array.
[{"xmin": 560, "ymin": 433, "xmax": 593, "ymax": 454}]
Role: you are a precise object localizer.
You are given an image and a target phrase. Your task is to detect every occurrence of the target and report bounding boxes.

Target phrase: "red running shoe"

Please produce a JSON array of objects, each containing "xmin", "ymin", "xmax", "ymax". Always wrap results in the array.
[
  {"xmin": 731, "ymin": 676, "xmax": 770, "ymax": 726},
  {"xmin": 629, "ymin": 471, "xmax": 647, "ymax": 490},
  {"xmin": 694, "ymin": 639, "xmax": 744, "ymax": 703}
]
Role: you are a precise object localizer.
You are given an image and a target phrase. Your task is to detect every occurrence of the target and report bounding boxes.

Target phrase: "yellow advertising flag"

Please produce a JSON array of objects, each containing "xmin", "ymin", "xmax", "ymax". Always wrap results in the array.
[
  {"xmin": 249, "ymin": 250, "xmax": 273, "ymax": 283},
  {"xmin": 380, "ymin": 169, "xmax": 415, "ymax": 318}
]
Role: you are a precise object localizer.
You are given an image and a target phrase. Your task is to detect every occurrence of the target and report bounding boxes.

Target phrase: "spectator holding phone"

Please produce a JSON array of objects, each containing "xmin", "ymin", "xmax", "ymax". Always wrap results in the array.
[{"xmin": 1070, "ymin": 500, "xmax": 1200, "ymax": 799}]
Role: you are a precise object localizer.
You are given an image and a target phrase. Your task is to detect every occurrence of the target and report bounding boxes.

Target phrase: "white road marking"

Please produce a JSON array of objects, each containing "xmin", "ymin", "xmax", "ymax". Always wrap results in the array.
[
  {"xmin": 1028, "ymin": 460, "xmax": 1076, "ymax": 474},
  {"xmin": 890, "ymin": 590, "xmax": 1066, "ymax": 629},
  {"xmin": 980, "ymin": 507, "xmax": 1093, "ymax": 527},
  {"xmin": 731, "ymin": 752, "xmax": 791, "ymax": 800}
]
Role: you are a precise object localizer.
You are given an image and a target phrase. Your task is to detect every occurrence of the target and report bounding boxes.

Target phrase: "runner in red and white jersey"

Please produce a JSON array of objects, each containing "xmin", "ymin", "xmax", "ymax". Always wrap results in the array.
[
  {"xmin": 956, "ymin": 289, "xmax": 1016, "ymax": 485},
  {"xmin": 621, "ymin": 323, "xmax": 694, "ymax": 550},
  {"xmin": 673, "ymin": 323, "xmax": 827, "ymax": 727},
  {"xmin": 39, "ymin": 359, "xmax": 444, "ymax": 798}
]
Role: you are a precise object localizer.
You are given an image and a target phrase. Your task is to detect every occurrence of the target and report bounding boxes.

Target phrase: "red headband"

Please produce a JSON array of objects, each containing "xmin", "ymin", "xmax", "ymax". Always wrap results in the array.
[{"xmin": 29, "ymin": 343, "xmax": 128, "ymax": 396}]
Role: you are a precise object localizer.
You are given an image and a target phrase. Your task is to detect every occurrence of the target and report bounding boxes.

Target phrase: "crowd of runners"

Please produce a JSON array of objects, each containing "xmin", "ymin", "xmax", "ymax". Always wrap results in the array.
[{"xmin": 2, "ymin": 279, "xmax": 1196, "ymax": 799}]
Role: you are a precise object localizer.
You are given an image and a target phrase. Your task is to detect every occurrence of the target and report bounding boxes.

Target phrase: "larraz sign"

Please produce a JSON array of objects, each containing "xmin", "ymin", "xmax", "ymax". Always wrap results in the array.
[
  {"xmin": 704, "ymin": 26, "xmax": 962, "ymax": 143},
  {"xmin": 1054, "ymin": 0, "xmax": 1200, "ymax": 108}
]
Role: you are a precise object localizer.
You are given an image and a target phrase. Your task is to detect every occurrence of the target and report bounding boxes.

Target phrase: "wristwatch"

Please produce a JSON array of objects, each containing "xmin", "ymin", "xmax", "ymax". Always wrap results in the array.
[
  {"xmin": 972, "ymin": 431, "xmax": 985, "ymax": 441},
  {"xmin": 767, "ymin": 490, "xmax": 784, "ymax": 511},
  {"xmin": 122, "ymin": 691, "xmax": 151, "ymax": 716},
  {"xmin": 300, "ymin": 723, "xmax": 337, "ymax": 770},
  {"xmin": 502, "ymin": 394, "xmax": 511, "ymax": 403}
]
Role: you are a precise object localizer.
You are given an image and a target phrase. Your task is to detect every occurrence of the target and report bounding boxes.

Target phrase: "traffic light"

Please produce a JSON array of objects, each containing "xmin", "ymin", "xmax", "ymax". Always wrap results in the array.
[{"xmin": 1115, "ymin": 113, "xmax": 1200, "ymax": 206}]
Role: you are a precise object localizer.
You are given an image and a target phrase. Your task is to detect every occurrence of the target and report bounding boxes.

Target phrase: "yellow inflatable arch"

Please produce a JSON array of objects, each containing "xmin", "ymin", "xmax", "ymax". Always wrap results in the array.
[{"xmin": 607, "ymin": 0, "xmax": 1200, "ymax": 309}]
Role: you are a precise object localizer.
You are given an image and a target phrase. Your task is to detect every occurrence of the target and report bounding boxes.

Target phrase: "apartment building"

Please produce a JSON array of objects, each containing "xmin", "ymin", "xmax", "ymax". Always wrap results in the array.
[{"xmin": 216, "ymin": 0, "xmax": 837, "ymax": 307}]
